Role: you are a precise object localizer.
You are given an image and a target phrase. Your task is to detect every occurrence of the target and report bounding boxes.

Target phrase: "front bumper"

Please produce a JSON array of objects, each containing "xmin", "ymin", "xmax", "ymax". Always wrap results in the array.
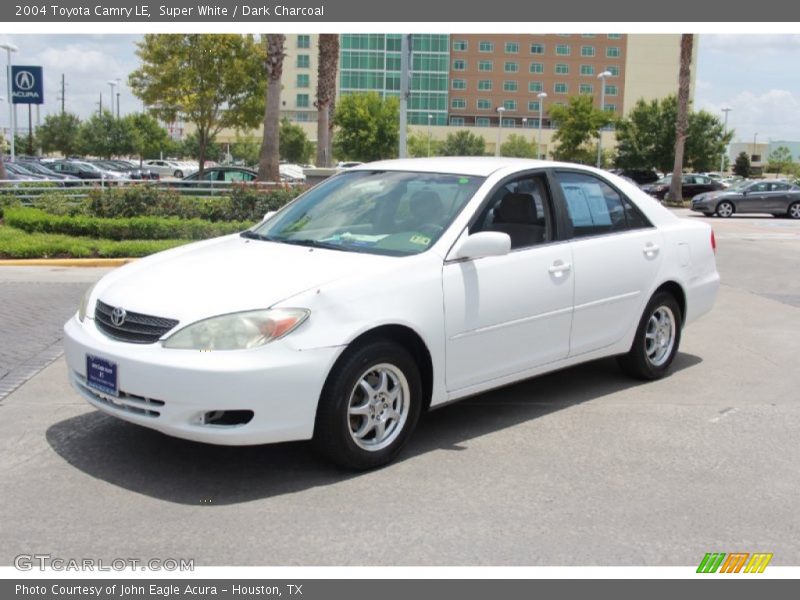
[{"xmin": 64, "ymin": 315, "xmax": 342, "ymax": 445}]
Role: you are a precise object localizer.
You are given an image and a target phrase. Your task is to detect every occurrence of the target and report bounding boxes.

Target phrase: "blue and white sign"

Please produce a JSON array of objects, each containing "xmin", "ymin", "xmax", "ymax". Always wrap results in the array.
[{"xmin": 11, "ymin": 65, "xmax": 43, "ymax": 104}]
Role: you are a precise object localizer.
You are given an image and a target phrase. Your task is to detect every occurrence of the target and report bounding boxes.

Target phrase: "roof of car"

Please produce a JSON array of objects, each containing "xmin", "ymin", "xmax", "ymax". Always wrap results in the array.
[{"xmin": 350, "ymin": 157, "xmax": 563, "ymax": 177}]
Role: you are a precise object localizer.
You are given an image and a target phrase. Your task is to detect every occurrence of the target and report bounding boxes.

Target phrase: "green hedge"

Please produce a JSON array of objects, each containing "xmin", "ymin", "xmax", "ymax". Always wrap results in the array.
[{"xmin": 4, "ymin": 207, "xmax": 253, "ymax": 241}]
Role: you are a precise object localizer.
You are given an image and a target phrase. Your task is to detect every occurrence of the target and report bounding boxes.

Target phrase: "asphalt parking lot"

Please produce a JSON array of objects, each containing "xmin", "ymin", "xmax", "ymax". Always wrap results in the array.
[{"xmin": 1, "ymin": 209, "xmax": 798, "ymax": 566}]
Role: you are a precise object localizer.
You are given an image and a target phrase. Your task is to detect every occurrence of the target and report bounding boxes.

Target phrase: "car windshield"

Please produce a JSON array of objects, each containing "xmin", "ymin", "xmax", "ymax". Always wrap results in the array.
[
  {"xmin": 728, "ymin": 180, "xmax": 753, "ymax": 192},
  {"xmin": 655, "ymin": 175, "xmax": 672, "ymax": 185},
  {"xmin": 250, "ymin": 170, "xmax": 485, "ymax": 256}
]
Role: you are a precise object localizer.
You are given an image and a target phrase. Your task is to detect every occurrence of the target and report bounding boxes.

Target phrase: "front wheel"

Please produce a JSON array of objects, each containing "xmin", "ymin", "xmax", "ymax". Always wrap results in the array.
[
  {"xmin": 313, "ymin": 340, "xmax": 422, "ymax": 470},
  {"xmin": 788, "ymin": 201, "xmax": 800, "ymax": 220},
  {"xmin": 618, "ymin": 291, "xmax": 682, "ymax": 380},
  {"xmin": 174, "ymin": 170, "xmax": 184, "ymax": 178},
  {"xmin": 716, "ymin": 201, "xmax": 734, "ymax": 218}
]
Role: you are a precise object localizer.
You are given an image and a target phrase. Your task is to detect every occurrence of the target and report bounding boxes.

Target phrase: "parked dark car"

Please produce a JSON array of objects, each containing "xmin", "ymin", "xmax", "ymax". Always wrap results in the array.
[
  {"xmin": 47, "ymin": 160, "xmax": 123, "ymax": 181},
  {"xmin": 609, "ymin": 168, "xmax": 661, "ymax": 185},
  {"xmin": 18, "ymin": 160, "xmax": 83, "ymax": 186},
  {"xmin": 181, "ymin": 166, "xmax": 258, "ymax": 183},
  {"xmin": 691, "ymin": 179, "xmax": 800, "ymax": 219},
  {"xmin": 642, "ymin": 174, "xmax": 724, "ymax": 200},
  {"xmin": 91, "ymin": 160, "xmax": 159, "ymax": 181}
]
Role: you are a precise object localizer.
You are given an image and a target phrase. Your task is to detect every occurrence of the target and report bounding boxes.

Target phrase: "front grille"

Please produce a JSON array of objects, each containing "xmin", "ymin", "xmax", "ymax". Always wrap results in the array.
[{"xmin": 94, "ymin": 300, "xmax": 179, "ymax": 344}]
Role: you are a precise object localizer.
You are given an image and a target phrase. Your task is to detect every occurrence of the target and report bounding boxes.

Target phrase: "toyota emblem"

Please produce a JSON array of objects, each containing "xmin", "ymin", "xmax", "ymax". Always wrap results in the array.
[{"xmin": 110, "ymin": 307, "xmax": 127, "ymax": 327}]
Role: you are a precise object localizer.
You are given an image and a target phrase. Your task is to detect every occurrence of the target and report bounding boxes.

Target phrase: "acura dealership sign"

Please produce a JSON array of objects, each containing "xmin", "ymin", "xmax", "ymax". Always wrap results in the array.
[{"xmin": 11, "ymin": 65, "xmax": 43, "ymax": 104}]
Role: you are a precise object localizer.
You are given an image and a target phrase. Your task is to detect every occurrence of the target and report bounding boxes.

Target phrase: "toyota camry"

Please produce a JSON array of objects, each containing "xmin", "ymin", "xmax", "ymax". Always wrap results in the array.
[{"xmin": 64, "ymin": 158, "xmax": 720, "ymax": 469}]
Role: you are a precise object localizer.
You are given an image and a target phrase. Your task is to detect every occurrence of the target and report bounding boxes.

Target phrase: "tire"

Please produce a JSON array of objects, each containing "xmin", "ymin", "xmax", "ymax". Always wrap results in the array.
[
  {"xmin": 716, "ymin": 201, "xmax": 734, "ymax": 218},
  {"xmin": 313, "ymin": 340, "xmax": 422, "ymax": 470},
  {"xmin": 702, "ymin": 212, "xmax": 714, "ymax": 217},
  {"xmin": 788, "ymin": 201, "xmax": 800, "ymax": 220},
  {"xmin": 174, "ymin": 170, "xmax": 184, "ymax": 178},
  {"xmin": 618, "ymin": 291, "xmax": 682, "ymax": 380}
]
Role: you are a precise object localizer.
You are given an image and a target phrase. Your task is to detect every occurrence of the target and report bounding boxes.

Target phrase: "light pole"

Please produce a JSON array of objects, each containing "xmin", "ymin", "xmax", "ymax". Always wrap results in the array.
[
  {"xmin": 596, "ymin": 70, "xmax": 612, "ymax": 168},
  {"xmin": 537, "ymin": 92, "xmax": 547, "ymax": 159},
  {"xmin": 719, "ymin": 108, "xmax": 731, "ymax": 172},
  {"xmin": 752, "ymin": 132, "xmax": 758, "ymax": 161},
  {"xmin": 496, "ymin": 106, "xmax": 505, "ymax": 156},
  {"xmin": 107, "ymin": 79, "xmax": 119, "ymax": 117},
  {"xmin": 427, "ymin": 113, "xmax": 433, "ymax": 157},
  {"xmin": 1, "ymin": 42, "xmax": 19, "ymax": 162}
]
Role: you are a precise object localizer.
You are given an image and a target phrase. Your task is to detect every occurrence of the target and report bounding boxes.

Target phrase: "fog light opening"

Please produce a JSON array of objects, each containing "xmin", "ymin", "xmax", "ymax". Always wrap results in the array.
[{"xmin": 202, "ymin": 410, "xmax": 254, "ymax": 426}]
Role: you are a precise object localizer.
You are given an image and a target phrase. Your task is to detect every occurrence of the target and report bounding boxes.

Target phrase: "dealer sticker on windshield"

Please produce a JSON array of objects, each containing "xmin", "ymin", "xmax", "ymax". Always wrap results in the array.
[{"xmin": 409, "ymin": 235, "xmax": 431, "ymax": 246}]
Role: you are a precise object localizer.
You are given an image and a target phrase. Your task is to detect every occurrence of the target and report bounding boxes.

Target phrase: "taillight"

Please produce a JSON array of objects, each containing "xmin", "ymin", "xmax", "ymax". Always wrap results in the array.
[{"xmin": 710, "ymin": 230, "xmax": 716, "ymax": 254}]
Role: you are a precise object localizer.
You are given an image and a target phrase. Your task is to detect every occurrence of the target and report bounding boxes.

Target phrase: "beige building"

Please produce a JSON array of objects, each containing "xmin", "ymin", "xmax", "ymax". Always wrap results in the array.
[{"xmin": 280, "ymin": 34, "xmax": 320, "ymax": 124}]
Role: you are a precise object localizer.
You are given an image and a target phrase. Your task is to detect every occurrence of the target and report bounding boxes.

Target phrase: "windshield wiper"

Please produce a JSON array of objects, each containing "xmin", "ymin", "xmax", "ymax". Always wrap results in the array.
[
  {"xmin": 277, "ymin": 238, "xmax": 349, "ymax": 251},
  {"xmin": 240, "ymin": 230, "xmax": 270, "ymax": 241}
]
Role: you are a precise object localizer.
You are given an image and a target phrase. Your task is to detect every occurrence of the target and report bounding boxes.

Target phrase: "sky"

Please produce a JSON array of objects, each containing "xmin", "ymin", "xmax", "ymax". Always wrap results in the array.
[{"xmin": 1, "ymin": 33, "xmax": 800, "ymax": 144}]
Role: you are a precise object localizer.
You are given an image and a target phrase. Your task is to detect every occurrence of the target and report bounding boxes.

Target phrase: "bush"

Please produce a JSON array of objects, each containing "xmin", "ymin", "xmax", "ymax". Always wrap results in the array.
[
  {"xmin": 228, "ymin": 184, "xmax": 301, "ymax": 221},
  {"xmin": 4, "ymin": 207, "xmax": 252, "ymax": 241}
]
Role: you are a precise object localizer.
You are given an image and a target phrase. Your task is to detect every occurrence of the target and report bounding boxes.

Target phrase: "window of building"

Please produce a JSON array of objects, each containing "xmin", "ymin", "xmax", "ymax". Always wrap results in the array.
[
  {"xmin": 607, "ymin": 46, "xmax": 621, "ymax": 58},
  {"xmin": 296, "ymin": 74, "xmax": 310, "ymax": 88},
  {"xmin": 556, "ymin": 44, "xmax": 571, "ymax": 56},
  {"xmin": 478, "ymin": 60, "xmax": 494, "ymax": 72},
  {"xmin": 529, "ymin": 62, "xmax": 544, "ymax": 74},
  {"xmin": 453, "ymin": 59, "xmax": 467, "ymax": 71},
  {"xmin": 452, "ymin": 40, "xmax": 468, "ymax": 51},
  {"xmin": 604, "ymin": 84, "xmax": 618, "ymax": 96},
  {"xmin": 504, "ymin": 61, "xmax": 519, "ymax": 73},
  {"xmin": 297, "ymin": 55, "xmax": 310, "ymax": 68},
  {"xmin": 505, "ymin": 42, "xmax": 520, "ymax": 53},
  {"xmin": 530, "ymin": 43, "xmax": 545, "ymax": 55},
  {"xmin": 478, "ymin": 80, "xmax": 493, "ymax": 91},
  {"xmin": 604, "ymin": 104, "xmax": 617, "ymax": 113},
  {"xmin": 581, "ymin": 46, "xmax": 596, "ymax": 57},
  {"xmin": 581, "ymin": 34, "xmax": 596, "ymax": 38},
  {"xmin": 503, "ymin": 99, "xmax": 517, "ymax": 110},
  {"xmin": 450, "ymin": 116, "xmax": 465, "ymax": 126},
  {"xmin": 529, "ymin": 81, "xmax": 543, "ymax": 92},
  {"xmin": 476, "ymin": 117, "xmax": 491, "ymax": 127},
  {"xmin": 451, "ymin": 98, "xmax": 466, "ymax": 109},
  {"xmin": 580, "ymin": 64, "xmax": 595, "ymax": 76},
  {"xmin": 606, "ymin": 65, "xmax": 620, "ymax": 76},
  {"xmin": 503, "ymin": 80, "xmax": 518, "ymax": 92},
  {"xmin": 452, "ymin": 79, "xmax": 467, "ymax": 90},
  {"xmin": 554, "ymin": 82, "xmax": 568, "ymax": 94},
  {"xmin": 555, "ymin": 63, "xmax": 569, "ymax": 74},
  {"xmin": 297, "ymin": 35, "xmax": 311, "ymax": 49},
  {"xmin": 528, "ymin": 100, "xmax": 541, "ymax": 111},
  {"xmin": 502, "ymin": 118, "xmax": 516, "ymax": 127},
  {"xmin": 579, "ymin": 83, "xmax": 593, "ymax": 94},
  {"xmin": 477, "ymin": 98, "xmax": 492, "ymax": 110},
  {"xmin": 296, "ymin": 94, "xmax": 310, "ymax": 108},
  {"xmin": 479, "ymin": 41, "xmax": 495, "ymax": 52},
  {"xmin": 607, "ymin": 34, "xmax": 622, "ymax": 39}
]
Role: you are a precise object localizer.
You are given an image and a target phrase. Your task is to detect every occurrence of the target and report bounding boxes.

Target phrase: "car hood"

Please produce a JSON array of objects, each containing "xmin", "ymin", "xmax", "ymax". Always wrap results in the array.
[{"xmin": 93, "ymin": 235, "xmax": 396, "ymax": 326}]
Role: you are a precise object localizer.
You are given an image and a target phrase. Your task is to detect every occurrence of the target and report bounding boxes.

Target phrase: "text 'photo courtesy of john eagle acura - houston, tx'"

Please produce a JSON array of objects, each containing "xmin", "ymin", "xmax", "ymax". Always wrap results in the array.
[{"xmin": 64, "ymin": 157, "xmax": 719, "ymax": 469}]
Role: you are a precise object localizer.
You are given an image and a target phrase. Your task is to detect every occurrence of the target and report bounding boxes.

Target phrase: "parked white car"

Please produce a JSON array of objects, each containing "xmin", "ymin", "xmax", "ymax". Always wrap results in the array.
[
  {"xmin": 64, "ymin": 158, "xmax": 719, "ymax": 469},
  {"xmin": 142, "ymin": 159, "xmax": 196, "ymax": 178}
]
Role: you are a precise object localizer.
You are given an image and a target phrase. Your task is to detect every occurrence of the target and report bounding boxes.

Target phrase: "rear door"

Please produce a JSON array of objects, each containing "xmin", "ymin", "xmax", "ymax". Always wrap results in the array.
[{"xmin": 551, "ymin": 170, "xmax": 663, "ymax": 356}]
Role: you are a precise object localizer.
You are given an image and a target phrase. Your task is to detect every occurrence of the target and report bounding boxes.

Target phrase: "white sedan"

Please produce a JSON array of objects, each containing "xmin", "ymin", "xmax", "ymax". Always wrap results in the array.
[
  {"xmin": 64, "ymin": 158, "xmax": 719, "ymax": 469},
  {"xmin": 142, "ymin": 159, "xmax": 196, "ymax": 178}
]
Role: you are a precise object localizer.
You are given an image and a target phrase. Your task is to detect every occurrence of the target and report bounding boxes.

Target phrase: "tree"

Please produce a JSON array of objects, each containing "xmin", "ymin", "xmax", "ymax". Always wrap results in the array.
[
  {"xmin": 78, "ymin": 111, "xmax": 134, "ymax": 158},
  {"xmin": 258, "ymin": 34, "xmax": 286, "ymax": 182},
  {"xmin": 179, "ymin": 131, "xmax": 223, "ymax": 162},
  {"xmin": 548, "ymin": 95, "xmax": 612, "ymax": 163},
  {"xmin": 767, "ymin": 146, "xmax": 793, "ymax": 177},
  {"xmin": 316, "ymin": 34, "xmax": 339, "ymax": 167},
  {"xmin": 38, "ymin": 113, "xmax": 82, "ymax": 156},
  {"xmin": 615, "ymin": 96, "xmax": 733, "ymax": 173},
  {"xmin": 407, "ymin": 130, "xmax": 441, "ymax": 158},
  {"xmin": 230, "ymin": 133, "xmax": 261, "ymax": 167},
  {"xmin": 666, "ymin": 34, "xmax": 694, "ymax": 203},
  {"xmin": 333, "ymin": 92, "xmax": 400, "ymax": 162},
  {"xmin": 438, "ymin": 130, "xmax": 486, "ymax": 156},
  {"xmin": 279, "ymin": 119, "xmax": 314, "ymax": 164},
  {"xmin": 124, "ymin": 113, "xmax": 170, "ymax": 164},
  {"xmin": 500, "ymin": 134, "xmax": 538, "ymax": 158},
  {"xmin": 129, "ymin": 34, "xmax": 265, "ymax": 175}
]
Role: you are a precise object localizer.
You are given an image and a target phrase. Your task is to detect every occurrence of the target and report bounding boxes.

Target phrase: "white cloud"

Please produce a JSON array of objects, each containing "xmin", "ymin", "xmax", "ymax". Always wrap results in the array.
[
  {"xmin": 702, "ymin": 34, "xmax": 800, "ymax": 53},
  {"xmin": 697, "ymin": 89, "xmax": 800, "ymax": 142}
]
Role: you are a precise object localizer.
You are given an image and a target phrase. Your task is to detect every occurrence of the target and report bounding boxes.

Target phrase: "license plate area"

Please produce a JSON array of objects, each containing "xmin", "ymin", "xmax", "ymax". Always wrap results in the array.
[{"xmin": 86, "ymin": 355, "xmax": 118, "ymax": 396}]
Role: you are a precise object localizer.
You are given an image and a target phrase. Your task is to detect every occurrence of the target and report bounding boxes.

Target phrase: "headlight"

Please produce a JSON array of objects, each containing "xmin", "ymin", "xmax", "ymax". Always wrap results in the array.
[
  {"xmin": 162, "ymin": 308, "xmax": 310, "ymax": 351},
  {"xmin": 78, "ymin": 283, "xmax": 97, "ymax": 322}
]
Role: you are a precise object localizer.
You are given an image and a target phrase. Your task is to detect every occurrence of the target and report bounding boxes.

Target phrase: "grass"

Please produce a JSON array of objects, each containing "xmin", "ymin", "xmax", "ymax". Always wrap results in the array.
[{"xmin": 0, "ymin": 224, "xmax": 191, "ymax": 259}]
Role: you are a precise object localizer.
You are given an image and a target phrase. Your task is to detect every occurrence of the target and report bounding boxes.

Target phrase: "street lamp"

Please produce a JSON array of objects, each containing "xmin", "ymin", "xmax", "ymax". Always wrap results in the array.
[
  {"xmin": 496, "ymin": 106, "xmax": 506, "ymax": 156},
  {"xmin": 596, "ymin": 70, "xmax": 612, "ymax": 168},
  {"xmin": 107, "ymin": 79, "xmax": 120, "ymax": 117},
  {"xmin": 427, "ymin": 113, "xmax": 433, "ymax": 157},
  {"xmin": 1, "ymin": 42, "xmax": 19, "ymax": 162},
  {"xmin": 720, "ymin": 108, "xmax": 731, "ymax": 172},
  {"xmin": 752, "ymin": 132, "xmax": 758, "ymax": 160},
  {"xmin": 537, "ymin": 92, "xmax": 547, "ymax": 159}
]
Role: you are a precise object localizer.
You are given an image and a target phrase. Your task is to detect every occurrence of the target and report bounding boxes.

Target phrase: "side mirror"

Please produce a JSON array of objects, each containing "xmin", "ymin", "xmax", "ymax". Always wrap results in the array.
[
  {"xmin": 262, "ymin": 210, "xmax": 276, "ymax": 222},
  {"xmin": 450, "ymin": 231, "xmax": 511, "ymax": 261}
]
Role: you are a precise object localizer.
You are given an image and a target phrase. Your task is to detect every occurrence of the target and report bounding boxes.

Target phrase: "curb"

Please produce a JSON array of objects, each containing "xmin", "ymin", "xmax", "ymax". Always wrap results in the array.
[{"xmin": 0, "ymin": 258, "xmax": 136, "ymax": 267}]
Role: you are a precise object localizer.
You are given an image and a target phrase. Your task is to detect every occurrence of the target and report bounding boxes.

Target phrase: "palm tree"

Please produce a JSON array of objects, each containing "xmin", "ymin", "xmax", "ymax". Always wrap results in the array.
[
  {"xmin": 315, "ymin": 34, "xmax": 339, "ymax": 168},
  {"xmin": 666, "ymin": 34, "xmax": 694, "ymax": 203},
  {"xmin": 0, "ymin": 160, "xmax": 7, "ymax": 182},
  {"xmin": 258, "ymin": 34, "xmax": 285, "ymax": 182}
]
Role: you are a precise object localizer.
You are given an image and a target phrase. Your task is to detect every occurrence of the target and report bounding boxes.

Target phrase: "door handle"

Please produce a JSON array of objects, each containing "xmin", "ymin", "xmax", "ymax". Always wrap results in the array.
[
  {"xmin": 643, "ymin": 243, "xmax": 660, "ymax": 257},
  {"xmin": 548, "ymin": 261, "xmax": 572, "ymax": 276}
]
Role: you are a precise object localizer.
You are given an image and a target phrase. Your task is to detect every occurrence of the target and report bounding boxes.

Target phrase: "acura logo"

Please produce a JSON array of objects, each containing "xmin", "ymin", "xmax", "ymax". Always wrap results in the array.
[
  {"xmin": 14, "ymin": 70, "xmax": 35, "ymax": 91},
  {"xmin": 110, "ymin": 307, "xmax": 127, "ymax": 327}
]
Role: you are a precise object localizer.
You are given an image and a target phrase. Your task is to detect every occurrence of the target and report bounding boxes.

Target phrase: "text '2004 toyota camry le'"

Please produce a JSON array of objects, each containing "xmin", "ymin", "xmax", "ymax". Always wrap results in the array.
[{"xmin": 64, "ymin": 158, "xmax": 719, "ymax": 469}]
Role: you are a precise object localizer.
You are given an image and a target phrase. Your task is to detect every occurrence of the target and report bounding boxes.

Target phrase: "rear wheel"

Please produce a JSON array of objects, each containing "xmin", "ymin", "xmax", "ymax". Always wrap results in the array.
[
  {"xmin": 716, "ymin": 201, "xmax": 734, "ymax": 218},
  {"xmin": 313, "ymin": 340, "xmax": 422, "ymax": 470},
  {"xmin": 174, "ymin": 170, "xmax": 184, "ymax": 178},
  {"xmin": 788, "ymin": 202, "xmax": 800, "ymax": 220},
  {"xmin": 618, "ymin": 291, "xmax": 682, "ymax": 380}
]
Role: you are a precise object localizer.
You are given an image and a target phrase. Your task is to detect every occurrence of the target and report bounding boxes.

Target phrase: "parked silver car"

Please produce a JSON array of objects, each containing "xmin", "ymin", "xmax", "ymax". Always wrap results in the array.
[{"xmin": 691, "ymin": 180, "xmax": 800, "ymax": 219}]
